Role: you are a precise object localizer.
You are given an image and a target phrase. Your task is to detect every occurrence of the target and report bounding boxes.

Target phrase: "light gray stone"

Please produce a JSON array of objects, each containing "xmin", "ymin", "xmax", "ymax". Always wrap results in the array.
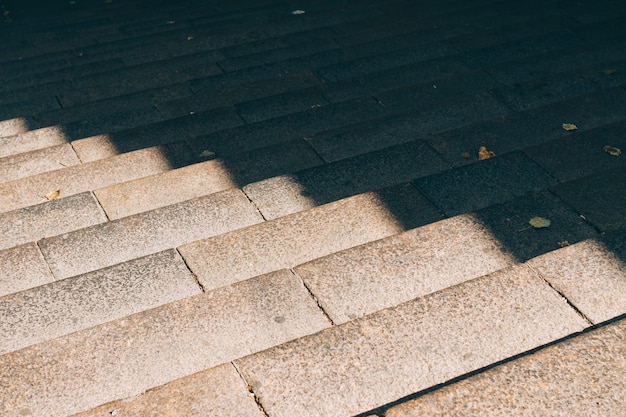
[
  {"xmin": 0, "ymin": 243, "xmax": 54, "ymax": 298},
  {"xmin": 295, "ymin": 214, "xmax": 517, "ymax": 324},
  {"xmin": 0, "ymin": 143, "xmax": 80, "ymax": 183},
  {"xmin": 0, "ymin": 269, "xmax": 330, "ymax": 417},
  {"xmin": 39, "ymin": 189, "xmax": 263, "ymax": 279},
  {"xmin": 0, "ymin": 116, "xmax": 37, "ymax": 138},
  {"xmin": 0, "ymin": 125, "xmax": 68, "ymax": 159},
  {"xmin": 0, "ymin": 142, "xmax": 194, "ymax": 213},
  {"xmin": 0, "ymin": 249, "xmax": 200, "ymax": 355},
  {"xmin": 180, "ymin": 185, "xmax": 441, "ymax": 291},
  {"xmin": 528, "ymin": 235, "xmax": 626, "ymax": 324},
  {"xmin": 385, "ymin": 318, "xmax": 626, "ymax": 417},
  {"xmin": 236, "ymin": 265, "xmax": 588, "ymax": 417},
  {"xmin": 73, "ymin": 363, "xmax": 265, "ymax": 417},
  {"xmin": 0, "ymin": 192, "xmax": 106, "ymax": 251}
]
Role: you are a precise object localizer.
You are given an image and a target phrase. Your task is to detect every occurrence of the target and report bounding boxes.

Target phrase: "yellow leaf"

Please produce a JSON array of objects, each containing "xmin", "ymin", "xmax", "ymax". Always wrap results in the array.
[
  {"xmin": 529, "ymin": 216, "xmax": 551, "ymax": 228},
  {"xmin": 45, "ymin": 190, "xmax": 61, "ymax": 201},
  {"xmin": 478, "ymin": 146, "xmax": 495, "ymax": 160},
  {"xmin": 562, "ymin": 123, "xmax": 578, "ymax": 131},
  {"xmin": 602, "ymin": 69, "xmax": 616, "ymax": 75},
  {"xmin": 199, "ymin": 150, "xmax": 215, "ymax": 158},
  {"xmin": 603, "ymin": 145, "xmax": 622, "ymax": 156}
]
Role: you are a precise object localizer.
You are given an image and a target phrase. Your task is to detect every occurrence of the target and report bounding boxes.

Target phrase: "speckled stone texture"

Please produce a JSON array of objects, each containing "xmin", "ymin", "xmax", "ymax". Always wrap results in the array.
[
  {"xmin": 0, "ymin": 270, "xmax": 330, "ymax": 417},
  {"xmin": 0, "ymin": 143, "xmax": 80, "ymax": 183},
  {"xmin": 528, "ymin": 232, "xmax": 626, "ymax": 324},
  {"xmin": 0, "ymin": 192, "xmax": 107, "ymax": 251},
  {"xmin": 72, "ymin": 363, "xmax": 264, "ymax": 417},
  {"xmin": 0, "ymin": 249, "xmax": 200, "ymax": 355},
  {"xmin": 39, "ymin": 188, "xmax": 263, "ymax": 279},
  {"xmin": 179, "ymin": 184, "xmax": 442, "ymax": 292},
  {"xmin": 0, "ymin": 125, "xmax": 68, "ymax": 158},
  {"xmin": 385, "ymin": 317, "xmax": 626, "ymax": 417},
  {"xmin": 0, "ymin": 243, "xmax": 54, "ymax": 297},
  {"xmin": 236, "ymin": 265, "xmax": 588, "ymax": 417},
  {"xmin": 295, "ymin": 213, "xmax": 516, "ymax": 324}
]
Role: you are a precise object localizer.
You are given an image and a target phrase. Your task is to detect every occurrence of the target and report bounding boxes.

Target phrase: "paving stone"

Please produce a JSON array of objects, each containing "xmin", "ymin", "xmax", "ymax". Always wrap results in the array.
[
  {"xmin": 236, "ymin": 265, "xmax": 588, "ymax": 417},
  {"xmin": 575, "ymin": 16, "xmax": 626, "ymax": 42},
  {"xmin": 95, "ymin": 139, "xmax": 322, "ymax": 219},
  {"xmin": 295, "ymin": 213, "xmax": 516, "ymax": 324},
  {"xmin": 0, "ymin": 242, "xmax": 54, "ymax": 298},
  {"xmin": 73, "ymin": 363, "xmax": 264, "ymax": 417},
  {"xmin": 40, "ymin": 188, "xmax": 263, "ymax": 279},
  {"xmin": 307, "ymin": 92, "xmax": 507, "ymax": 163},
  {"xmin": 0, "ymin": 115, "xmax": 37, "ymax": 138},
  {"xmin": 235, "ymin": 87, "xmax": 329, "ymax": 123},
  {"xmin": 0, "ymin": 192, "xmax": 106, "ymax": 251},
  {"xmin": 0, "ymin": 125, "xmax": 69, "ymax": 159},
  {"xmin": 0, "ymin": 269, "xmax": 330, "ymax": 417},
  {"xmin": 0, "ymin": 142, "xmax": 196, "ymax": 213},
  {"xmin": 552, "ymin": 167, "xmax": 626, "ymax": 232},
  {"xmin": 180, "ymin": 184, "xmax": 443, "ymax": 291},
  {"xmin": 243, "ymin": 139, "xmax": 449, "ymax": 220},
  {"xmin": 0, "ymin": 96, "xmax": 59, "ymax": 126},
  {"xmin": 0, "ymin": 249, "xmax": 200, "ymax": 355},
  {"xmin": 0, "ymin": 80, "xmax": 74, "ymax": 106},
  {"xmin": 528, "ymin": 232, "xmax": 626, "ymax": 324},
  {"xmin": 524, "ymin": 119, "xmax": 626, "ymax": 182},
  {"xmin": 384, "ymin": 317, "xmax": 626, "ymax": 417},
  {"xmin": 72, "ymin": 107, "xmax": 243, "ymax": 162},
  {"xmin": 0, "ymin": 143, "xmax": 80, "ymax": 183}
]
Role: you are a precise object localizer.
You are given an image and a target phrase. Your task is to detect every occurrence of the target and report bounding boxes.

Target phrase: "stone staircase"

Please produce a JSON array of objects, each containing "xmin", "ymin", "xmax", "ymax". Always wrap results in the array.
[{"xmin": 1, "ymin": 0, "xmax": 625, "ymax": 416}]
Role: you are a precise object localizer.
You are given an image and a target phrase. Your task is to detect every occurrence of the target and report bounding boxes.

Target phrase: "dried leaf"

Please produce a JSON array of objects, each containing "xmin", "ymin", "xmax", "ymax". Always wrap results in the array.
[
  {"xmin": 603, "ymin": 145, "xmax": 622, "ymax": 156},
  {"xmin": 562, "ymin": 123, "xmax": 578, "ymax": 131},
  {"xmin": 602, "ymin": 69, "xmax": 616, "ymax": 75},
  {"xmin": 529, "ymin": 216, "xmax": 551, "ymax": 228},
  {"xmin": 199, "ymin": 150, "xmax": 215, "ymax": 158},
  {"xmin": 45, "ymin": 190, "xmax": 61, "ymax": 201},
  {"xmin": 478, "ymin": 146, "xmax": 496, "ymax": 160},
  {"xmin": 291, "ymin": 9, "xmax": 305, "ymax": 14}
]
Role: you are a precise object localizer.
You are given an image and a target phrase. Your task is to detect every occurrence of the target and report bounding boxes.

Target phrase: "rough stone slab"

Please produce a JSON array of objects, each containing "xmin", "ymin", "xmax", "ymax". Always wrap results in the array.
[
  {"xmin": 552, "ymin": 167, "xmax": 626, "ymax": 232},
  {"xmin": 180, "ymin": 184, "xmax": 443, "ymax": 291},
  {"xmin": 413, "ymin": 152, "xmax": 557, "ymax": 216},
  {"xmin": 95, "ymin": 139, "xmax": 322, "ymax": 219},
  {"xmin": 0, "ymin": 192, "xmax": 106, "ymax": 251},
  {"xmin": 40, "ymin": 188, "xmax": 263, "ymax": 279},
  {"xmin": 0, "ymin": 243, "xmax": 54, "ymax": 298},
  {"xmin": 0, "ymin": 249, "xmax": 200, "ymax": 355},
  {"xmin": 0, "ymin": 143, "xmax": 80, "ymax": 183},
  {"xmin": 0, "ymin": 116, "xmax": 37, "ymax": 138},
  {"xmin": 0, "ymin": 269, "xmax": 330, "ymax": 417},
  {"xmin": 528, "ymin": 232, "xmax": 626, "ymax": 324},
  {"xmin": 295, "ymin": 213, "xmax": 516, "ymax": 324},
  {"xmin": 0, "ymin": 142, "xmax": 197, "ymax": 213},
  {"xmin": 243, "ymin": 139, "xmax": 449, "ymax": 220},
  {"xmin": 235, "ymin": 87, "xmax": 329, "ymax": 124},
  {"xmin": 72, "ymin": 363, "xmax": 264, "ymax": 417},
  {"xmin": 0, "ymin": 125, "xmax": 69, "ymax": 159},
  {"xmin": 385, "ymin": 318, "xmax": 626, "ymax": 417},
  {"xmin": 236, "ymin": 265, "xmax": 588, "ymax": 417}
]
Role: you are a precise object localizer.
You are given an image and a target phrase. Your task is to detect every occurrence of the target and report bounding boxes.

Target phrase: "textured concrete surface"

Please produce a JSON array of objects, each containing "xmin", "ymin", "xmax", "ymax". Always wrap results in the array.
[
  {"xmin": 180, "ymin": 184, "xmax": 442, "ymax": 291},
  {"xmin": 72, "ymin": 363, "xmax": 265, "ymax": 417},
  {"xmin": 0, "ymin": 142, "xmax": 197, "ymax": 213},
  {"xmin": 0, "ymin": 192, "xmax": 106, "ymax": 251},
  {"xmin": 385, "ymin": 317, "xmax": 626, "ymax": 417},
  {"xmin": 39, "ymin": 188, "xmax": 263, "ymax": 279},
  {"xmin": 0, "ymin": 143, "xmax": 80, "ymax": 183},
  {"xmin": 0, "ymin": 242, "xmax": 54, "ymax": 298},
  {"xmin": 295, "ymin": 213, "xmax": 516, "ymax": 324},
  {"xmin": 0, "ymin": 269, "xmax": 330, "ymax": 417},
  {"xmin": 528, "ymin": 232, "xmax": 626, "ymax": 324},
  {"xmin": 0, "ymin": 125, "xmax": 69, "ymax": 158},
  {"xmin": 236, "ymin": 265, "xmax": 588, "ymax": 417},
  {"xmin": 0, "ymin": 249, "xmax": 200, "ymax": 355}
]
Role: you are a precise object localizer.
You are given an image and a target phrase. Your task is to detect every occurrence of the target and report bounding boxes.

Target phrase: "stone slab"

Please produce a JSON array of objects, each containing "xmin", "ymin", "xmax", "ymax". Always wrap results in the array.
[
  {"xmin": 180, "ymin": 184, "xmax": 443, "ymax": 292},
  {"xmin": 72, "ymin": 363, "xmax": 264, "ymax": 417},
  {"xmin": 385, "ymin": 318, "xmax": 626, "ymax": 417},
  {"xmin": 236, "ymin": 265, "xmax": 588, "ymax": 417},
  {"xmin": 413, "ymin": 152, "xmax": 557, "ymax": 216},
  {"xmin": 0, "ymin": 192, "xmax": 106, "ymax": 251},
  {"xmin": 295, "ymin": 213, "xmax": 516, "ymax": 324},
  {"xmin": 0, "ymin": 242, "xmax": 54, "ymax": 298},
  {"xmin": 528, "ymin": 232, "xmax": 626, "ymax": 324},
  {"xmin": 243, "ymin": 139, "xmax": 449, "ymax": 220},
  {"xmin": 0, "ymin": 142, "xmax": 197, "ymax": 213},
  {"xmin": 552, "ymin": 167, "xmax": 626, "ymax": 232},
  {"xmin": 0, "ymin": 143, "xmax": 80, "ymax": 183},
  {"xmin": 39, "ymin": 188, "xmax": 263, "ymax": 279},
  {"xmin": 234, "ymin": 87, "xmax": 329, "ymax": 124},
  {"xmin": 0, "ymin": 249, "xmax": 200, "ymax": 355},
  {"xmin": 0, "ymin": 116, "xmax": 36, "ymax": 138},
  {"xmin": 0, "ymin": 125, "xmax": 69, "ymax": 159},
  {"xmin": 0, "ymin": 269, "xmax": 330, "ymax": 417},
  {"xmin": 95, "ymin": 139, "xmax": 322, "ymax": 219}
]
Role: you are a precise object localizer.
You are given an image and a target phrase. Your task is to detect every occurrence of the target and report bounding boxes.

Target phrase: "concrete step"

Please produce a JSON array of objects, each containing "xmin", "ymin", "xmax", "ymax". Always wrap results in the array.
[
  {"xmin": 0, "ymin": 143, "xmax": 80, "ymax": 183},
  {"xmin": 0, "ymin": 242, "xmax": 54, "ymax": 298}
]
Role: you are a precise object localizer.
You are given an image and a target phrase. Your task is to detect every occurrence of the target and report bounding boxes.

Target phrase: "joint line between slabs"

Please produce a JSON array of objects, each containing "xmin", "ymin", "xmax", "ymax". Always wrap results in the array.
[
  {"xmin": 231, "ymin": 361, "xmax": 271, "ymax": 417},
  {"xmin": 290, "ymin": 268, "xmax": 335, "ymax": 326}
]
